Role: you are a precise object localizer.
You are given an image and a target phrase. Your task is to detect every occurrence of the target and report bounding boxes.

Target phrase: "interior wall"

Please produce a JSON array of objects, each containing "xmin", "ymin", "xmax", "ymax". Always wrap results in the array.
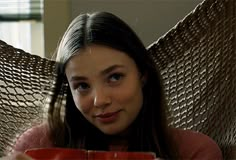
[
  {"xmin": 44, "ymin": 0, "xmax": 203, "ymax": 58},
  {"xmin": 43, "ymin": 0, "xmax": 71, "ymax": 58},
  {"xmin": 71, "ymin": 0, "xmax": 202, "ymax": 47}
]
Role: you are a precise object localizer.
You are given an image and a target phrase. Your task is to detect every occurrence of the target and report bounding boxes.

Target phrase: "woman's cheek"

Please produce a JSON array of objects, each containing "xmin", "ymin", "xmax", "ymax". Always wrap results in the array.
[
  {"xmin": 72, "ymin": 94, "xmax": 92, "ymax": 114},
  {"xmin": 114, "ymin": 83, "xmax": 140, "ymax": 102}
]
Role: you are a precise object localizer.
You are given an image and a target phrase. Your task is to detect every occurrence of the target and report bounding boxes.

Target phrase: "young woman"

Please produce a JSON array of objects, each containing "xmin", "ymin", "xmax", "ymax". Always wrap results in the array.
[{"xmin": 5, "ymin": 12, "xmax": 222, "ymax": 160}]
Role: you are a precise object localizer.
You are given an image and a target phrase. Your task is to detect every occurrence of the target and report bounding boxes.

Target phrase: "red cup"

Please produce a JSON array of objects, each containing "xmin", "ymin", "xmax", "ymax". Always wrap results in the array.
[{"xmin": 25, "ymin": 148, "xmax": 156, "ymax": 160}]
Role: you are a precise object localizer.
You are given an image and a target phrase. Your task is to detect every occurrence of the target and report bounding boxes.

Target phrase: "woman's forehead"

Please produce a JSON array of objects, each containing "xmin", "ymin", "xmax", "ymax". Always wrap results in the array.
[{"xmin": 65, "ymin": 44, "xmax": 137, "ymax": 76}]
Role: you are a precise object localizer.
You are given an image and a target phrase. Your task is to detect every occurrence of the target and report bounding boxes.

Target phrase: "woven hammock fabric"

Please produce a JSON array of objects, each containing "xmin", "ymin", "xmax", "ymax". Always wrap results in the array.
[
  {"xmin": 0, "ymin": 0, "xmax": 235, "ymax": 158},
  {"xmin": 147, "ymin": 0, "xmax": 236, "ymax": 157},
  {"xmin": 0, "ymin": 40, "xmax": 55, "ymax": 155}
]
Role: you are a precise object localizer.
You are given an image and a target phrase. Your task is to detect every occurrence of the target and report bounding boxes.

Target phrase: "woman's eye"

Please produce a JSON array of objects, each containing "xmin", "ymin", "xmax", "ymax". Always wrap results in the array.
[
  {"xmin": 109, "ymin": 73, "xmax": 124, "ymax": 82},
  {"xmin": 76, "ymin": 82, "xmax": 90, "ymax": 92}
]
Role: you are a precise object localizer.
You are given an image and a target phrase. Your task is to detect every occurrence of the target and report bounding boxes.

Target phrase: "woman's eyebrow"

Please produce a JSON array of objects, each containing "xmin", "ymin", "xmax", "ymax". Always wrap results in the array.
[
  {"xmin": 100, "ymin": 65, "xmax": 125, "ymax": 75},
  {"xmin": 69, "ymin": 76, "xmax": 87, "ymax": 82},
  {"xmin": 69, "ymin": 65, "xmax": 125, "ymax": 82}
]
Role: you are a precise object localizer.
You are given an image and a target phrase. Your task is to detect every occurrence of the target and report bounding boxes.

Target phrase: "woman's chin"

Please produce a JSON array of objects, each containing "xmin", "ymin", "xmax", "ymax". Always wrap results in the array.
[
  {"xmin": 99, "ymin": 127, "xmax": 125, "ymax": 135},
  {"xmin": 99, "ymin": 126, "xmax": 131, "ymax": 136}
]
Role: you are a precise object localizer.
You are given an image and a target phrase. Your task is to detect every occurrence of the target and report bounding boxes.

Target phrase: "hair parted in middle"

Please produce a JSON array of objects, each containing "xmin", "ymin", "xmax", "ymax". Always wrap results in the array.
[{"xmin": 47, "ymin": 11, "xmax": 178, "ymax": 159}]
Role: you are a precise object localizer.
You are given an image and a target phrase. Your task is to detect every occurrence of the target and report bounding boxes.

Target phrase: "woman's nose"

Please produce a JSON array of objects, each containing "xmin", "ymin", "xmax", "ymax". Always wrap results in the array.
[{"xmin": 93, "ymin": 87, "xmax": 111, "ymax": 108}]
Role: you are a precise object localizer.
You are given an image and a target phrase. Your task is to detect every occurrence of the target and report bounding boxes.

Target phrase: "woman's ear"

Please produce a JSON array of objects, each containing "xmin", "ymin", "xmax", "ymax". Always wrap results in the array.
[{"xmin": 140, "ymin": 72, "xmax": 147, "ymax": 87}]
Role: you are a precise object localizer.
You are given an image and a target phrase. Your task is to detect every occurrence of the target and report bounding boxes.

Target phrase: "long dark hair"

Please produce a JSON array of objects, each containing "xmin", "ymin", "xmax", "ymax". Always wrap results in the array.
[{"xmin": 48, "ymin": 12, "xmax": 178, "ymax": 159}]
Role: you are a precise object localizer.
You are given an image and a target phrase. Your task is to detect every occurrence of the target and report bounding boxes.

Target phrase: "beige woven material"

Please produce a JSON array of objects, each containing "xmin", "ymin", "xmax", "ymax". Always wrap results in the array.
[
  {"xmin": 0, "ymin": 0, "xmax": 235, "ymax": 158},
  {"xmin": 148, "ymin": 0, "xmax": 236, "ymax": 158},
  {"xmin": 0, "ymin": 41, "xmax": 56, "ymax": 155}
]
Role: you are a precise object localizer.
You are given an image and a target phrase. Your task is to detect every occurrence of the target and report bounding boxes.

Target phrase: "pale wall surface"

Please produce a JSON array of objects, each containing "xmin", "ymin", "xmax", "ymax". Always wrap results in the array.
[
  {"xmin": 44, "ymin": 0, "xmax": 202, "ymax": 58},
  {"xmin": 71, "ymin": 0, "xmax": 202, "ymax": 47},
  {"xmin": 44, "ymin": 0, "xmax": 71, "ymax": 58}
]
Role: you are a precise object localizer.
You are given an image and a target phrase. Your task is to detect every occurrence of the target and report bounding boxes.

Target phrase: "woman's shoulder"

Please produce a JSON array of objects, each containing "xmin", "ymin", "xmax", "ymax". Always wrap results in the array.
[
  {"xmin": 13, "ymin": 122, "xmax": 53, "ymax": 153},
  {"xmin": 170, "ymin": 128, "xmax": 223, "ymax": 160}
]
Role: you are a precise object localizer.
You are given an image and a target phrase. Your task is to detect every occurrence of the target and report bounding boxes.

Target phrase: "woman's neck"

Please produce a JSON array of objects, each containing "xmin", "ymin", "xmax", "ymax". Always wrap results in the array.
[
  {"xmin": 108, "ymin": 125, "xmax": 134, "ymax": 151},
  {"xmin": 109, "ymin": 137, "xmax": 129, "ymax": 151}
]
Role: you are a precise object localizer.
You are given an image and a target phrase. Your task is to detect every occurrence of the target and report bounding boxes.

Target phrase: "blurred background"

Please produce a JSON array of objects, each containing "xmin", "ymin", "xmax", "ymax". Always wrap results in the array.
[{"xmin": 0, "ymin": 0, "xmax": 202, "ymax": 59}]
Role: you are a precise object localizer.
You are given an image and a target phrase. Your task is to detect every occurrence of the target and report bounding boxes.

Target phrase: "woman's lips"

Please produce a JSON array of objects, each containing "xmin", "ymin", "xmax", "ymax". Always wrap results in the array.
[{"xmin": 95, "ymin": 110, "xmax": 121, "ymax": 123}]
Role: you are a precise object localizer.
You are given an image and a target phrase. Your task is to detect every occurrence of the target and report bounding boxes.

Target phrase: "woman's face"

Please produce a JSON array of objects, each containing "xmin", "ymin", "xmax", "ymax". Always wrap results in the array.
[{"xmin": 65, "ymin": 44, "xmax": 144, "ymax": 135}]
